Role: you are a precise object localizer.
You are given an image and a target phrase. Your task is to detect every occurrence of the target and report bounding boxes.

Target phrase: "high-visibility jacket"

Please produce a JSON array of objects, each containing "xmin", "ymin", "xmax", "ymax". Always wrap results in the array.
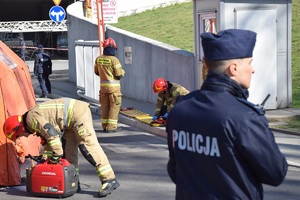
[
  {"xmin": 155, "ymin": 82, "xmax": 189, "ymax": 116},
  {"xmin": 94, "ymin": 55, "xmax": 125, "ymax": 93}
]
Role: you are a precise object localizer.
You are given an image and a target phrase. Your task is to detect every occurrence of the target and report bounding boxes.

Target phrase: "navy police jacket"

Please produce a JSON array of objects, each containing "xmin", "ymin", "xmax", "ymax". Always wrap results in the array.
[
  {"xmin": 34, "ymin": 51, "xmax": 52, "ymax": 75},
  {"xmin": 166, "ymin": 71, "xmax": 288, "ymax": 200}
]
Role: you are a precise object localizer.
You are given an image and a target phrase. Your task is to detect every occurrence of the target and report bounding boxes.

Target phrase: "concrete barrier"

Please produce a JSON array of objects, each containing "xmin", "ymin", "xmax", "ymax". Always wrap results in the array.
[{"xmin": 67, "ymin": 1, "xmax": 195, "ymax": 104}]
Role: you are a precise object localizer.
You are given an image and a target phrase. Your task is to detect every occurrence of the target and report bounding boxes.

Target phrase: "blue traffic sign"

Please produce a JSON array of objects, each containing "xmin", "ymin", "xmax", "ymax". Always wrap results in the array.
[{"xmin": 49, "ymin": 6, "xmax": 66, "ymax": 22}]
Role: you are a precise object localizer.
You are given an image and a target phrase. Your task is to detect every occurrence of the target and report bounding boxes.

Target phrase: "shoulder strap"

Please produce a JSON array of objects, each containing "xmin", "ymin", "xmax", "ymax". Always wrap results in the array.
[{"xmin": 236, "ymin": 97, "xmax": 265, "ymax": 115}]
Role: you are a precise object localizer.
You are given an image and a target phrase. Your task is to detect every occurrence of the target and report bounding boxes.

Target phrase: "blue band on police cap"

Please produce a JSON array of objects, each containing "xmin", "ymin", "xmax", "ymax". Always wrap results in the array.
[{"xmin": 201, "ymin": 29, "xmax": 256, "ymax": 61}]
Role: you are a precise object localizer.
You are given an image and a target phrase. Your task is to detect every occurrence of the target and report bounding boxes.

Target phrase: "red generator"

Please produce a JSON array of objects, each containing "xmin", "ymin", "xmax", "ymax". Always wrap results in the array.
[{"xmin": 26, "ymin": 158, "xmax": 78, "ymax": 198}]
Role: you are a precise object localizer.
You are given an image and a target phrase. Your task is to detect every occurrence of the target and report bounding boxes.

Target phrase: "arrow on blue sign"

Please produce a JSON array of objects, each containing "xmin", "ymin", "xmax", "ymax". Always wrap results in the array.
[{"xmin": 49, "ymin": 6, "xmax": 66, "ymax": 22}]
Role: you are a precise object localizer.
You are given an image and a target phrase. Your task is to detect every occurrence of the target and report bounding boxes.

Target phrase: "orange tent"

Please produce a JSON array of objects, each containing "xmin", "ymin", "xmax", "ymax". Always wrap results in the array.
[{"xmin": 0, "ymin": 41, "xmax": 41, "ymax": 186}]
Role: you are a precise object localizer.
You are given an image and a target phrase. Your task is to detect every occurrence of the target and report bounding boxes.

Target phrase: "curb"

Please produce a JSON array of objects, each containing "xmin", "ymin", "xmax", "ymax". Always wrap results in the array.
[
  {"xmin": 88, "ymin": 103, "xmax": 168, "ymax": 138},
  {"xmin": 287, "ymin": 160, "xmax": 300, "ymax": 168},
  {"xmin": 34, "ymin": 88, "xmax": 168, "ymax": 139},
  {"xmin": 270, "ymin": 127, "xmax": 300, "ymax": 136},
  {"xmin": 30, "ymin": 71, "xmax": 69, "ymax": 80},
  {"xmin": 36, "ymin": 88, "xmax": 300, "ymax": 139},
  {"xmin": 88, "ymin": 103, "xmax": 300, "ymax": 168}
]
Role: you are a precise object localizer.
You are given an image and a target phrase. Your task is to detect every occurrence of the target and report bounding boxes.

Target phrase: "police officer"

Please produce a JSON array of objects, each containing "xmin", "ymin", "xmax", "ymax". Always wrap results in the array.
[
  {"xmin": 152, "ymin": 78, "xmax": 189, "ymax": 121},
  {"xmin": 166, "ymin": 29, "xmax": 288, "ymax": 200},
  {"xmin": 34, "ymin": 45, "xmax": 52, "ymax": 98},
  {"xmin": 3, "ymin": 98, "xmax": 120, "ymax": 198},
  {"xmin": 94, "ymin": 38, "xmax": 125, "ymax": 133}
]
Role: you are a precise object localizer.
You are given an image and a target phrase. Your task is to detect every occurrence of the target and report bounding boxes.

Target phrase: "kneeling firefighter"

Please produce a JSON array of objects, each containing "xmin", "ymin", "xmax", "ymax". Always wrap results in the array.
[
  {"xmin": 3, "ymin": 98, "xmax": 119, "ymax": 198},
  {"xmin": 152, "ymin": 78, "xmax": 190, "ymax": 121}
]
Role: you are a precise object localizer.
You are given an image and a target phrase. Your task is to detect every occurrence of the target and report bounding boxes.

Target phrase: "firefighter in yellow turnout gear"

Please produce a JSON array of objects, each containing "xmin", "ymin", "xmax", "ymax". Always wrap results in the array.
[
  {"xmin": 3, "ymin": 98, "xmax": 119, "ymax": 198},
  {"xmin": 152, "ymin": 78, "xmax": 190, "ymax": 120},
  {"xmin": 94, "ymin": 38, "xmax": 125, "ymax": 133}
]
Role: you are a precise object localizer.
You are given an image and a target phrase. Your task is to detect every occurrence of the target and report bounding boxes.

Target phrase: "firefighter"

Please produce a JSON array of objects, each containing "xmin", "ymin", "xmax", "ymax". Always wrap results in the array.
[
  {"xmin": 3, "ymin": 98, "xmax": 120, "ymax": 198},
  {"xmin": 34, "ymin": 45, "xmax": 52, "ymax": 98},
  {"xmin": 152, "ymin": 78, "xmax": 189, "ymax": 121},
  {"xmin": 94, "ymin": 38, "xmax": 125, "ymax": 133}
]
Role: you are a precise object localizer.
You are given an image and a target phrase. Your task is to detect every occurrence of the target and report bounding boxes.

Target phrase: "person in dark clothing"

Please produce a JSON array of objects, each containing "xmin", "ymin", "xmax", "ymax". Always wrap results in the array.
[
  {"xmin": 166, "ymin": 29, "xmax": 288, "ymax": 200},
  {"xmin": 34, "ymin": 45, "xmax": 52, "ymax": 98}
]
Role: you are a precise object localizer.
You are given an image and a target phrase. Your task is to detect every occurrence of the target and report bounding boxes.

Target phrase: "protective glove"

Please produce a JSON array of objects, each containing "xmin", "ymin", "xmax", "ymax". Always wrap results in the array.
[
  {"xmin": 33, "ymin": 155, "xmax": 46, "ymax": 163},
  {"xmin": 152, "ymin": 115, "xmax": 158, "ymax": 120},
  {"xmin": 163, "ymin": 112, "xmax": 168, "ymax": 119},
  {"xmin": 49, "ymin": 156, "xmax": 60, "ymax": 164}
]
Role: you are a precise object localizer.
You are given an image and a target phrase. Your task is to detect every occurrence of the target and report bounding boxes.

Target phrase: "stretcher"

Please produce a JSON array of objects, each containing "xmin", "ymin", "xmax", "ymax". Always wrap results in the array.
[{"xmin": 120, "ymin": 107, "xmax": 166, "ymax": 127}]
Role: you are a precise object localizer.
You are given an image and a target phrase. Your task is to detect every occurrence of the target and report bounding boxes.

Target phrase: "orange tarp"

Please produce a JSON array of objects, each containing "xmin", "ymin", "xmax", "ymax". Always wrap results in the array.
[
  {"xmin": 0, "ymin": 41, "xmax": 41, "ymax": 186},
  {"xmin": 0, "ymin": 85, "xmax": 20, "ymax": 186},
  {"xmin": 0, "ymin": 41, "xmax": 36, "ymax": 109}
]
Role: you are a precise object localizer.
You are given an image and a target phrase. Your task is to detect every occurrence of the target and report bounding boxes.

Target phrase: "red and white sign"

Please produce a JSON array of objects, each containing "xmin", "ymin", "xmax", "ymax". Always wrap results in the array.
[{"xmin": 91, "ymin": 0, "xmax": 118, "ymax": 24}]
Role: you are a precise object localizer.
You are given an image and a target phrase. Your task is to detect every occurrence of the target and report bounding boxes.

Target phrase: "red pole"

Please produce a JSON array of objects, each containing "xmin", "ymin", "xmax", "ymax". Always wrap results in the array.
[{"xmin": 97, "ymin": 0, "xmax": 105, "ymax": 54}]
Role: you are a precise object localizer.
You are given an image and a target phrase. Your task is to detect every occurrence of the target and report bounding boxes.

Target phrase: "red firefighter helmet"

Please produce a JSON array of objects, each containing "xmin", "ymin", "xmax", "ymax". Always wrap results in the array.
[
  {"xmin": 153, "ymin": 78, "xmax": 168, "ymax": 93},
  {"xmin": 102, "ymin": 38, "xmax": 117, "ymax": 49},
  {"xmin": 3, "ymin": 115, "xmax": 26, "ymax": 141}
]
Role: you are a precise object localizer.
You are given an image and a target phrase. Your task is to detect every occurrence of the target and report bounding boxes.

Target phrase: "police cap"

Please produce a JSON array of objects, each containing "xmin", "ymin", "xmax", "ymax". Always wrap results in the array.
[
  {"xmin": 201, "ymin": 29, "xmax": 256, "ymax": 61},
  {"xmin": 38, "ymin": 45, "xmax": 43, "ymax": 49}
]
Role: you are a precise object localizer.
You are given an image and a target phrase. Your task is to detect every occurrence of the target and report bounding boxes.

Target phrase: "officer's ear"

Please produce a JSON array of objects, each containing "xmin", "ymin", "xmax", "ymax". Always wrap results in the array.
[{"xmin": 226, "ymin": 60, "xmax": 239, "ymax": 77}]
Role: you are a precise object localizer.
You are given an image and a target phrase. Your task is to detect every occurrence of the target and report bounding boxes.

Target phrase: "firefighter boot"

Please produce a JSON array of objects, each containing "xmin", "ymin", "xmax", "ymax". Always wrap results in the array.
[
  {"xmin": 105, "ymin": 127, "xmax": 122, "ymax": 133},
  {"xmin": 98, "ymin": 179, "xmax": 120, "ymax": 198}
]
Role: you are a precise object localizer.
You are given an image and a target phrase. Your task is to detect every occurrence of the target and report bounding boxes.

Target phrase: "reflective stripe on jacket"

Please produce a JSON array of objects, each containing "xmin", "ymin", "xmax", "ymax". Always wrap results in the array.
[{"xmin": 94, "ymin": 55, "xmax": 125, "ymax": 93}]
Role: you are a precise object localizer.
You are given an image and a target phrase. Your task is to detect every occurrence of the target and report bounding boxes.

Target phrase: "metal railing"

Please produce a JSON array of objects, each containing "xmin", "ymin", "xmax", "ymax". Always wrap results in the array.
[
  {"xmin": 75, "ymin": 40, "xmax": 100, "ymax": 103},
  {"xmin": 0, "ymin": 20, "xmax": 67, "ymax": 32}
]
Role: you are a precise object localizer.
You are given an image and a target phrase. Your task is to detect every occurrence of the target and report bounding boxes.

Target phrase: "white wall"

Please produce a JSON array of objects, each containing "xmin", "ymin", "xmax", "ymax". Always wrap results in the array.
[
  {"xmin": 67, "ymin": 2, "xmax": 195, "ymax": 104},
  {"xmin": 117, "ymin": 0, "xmax": 191, "ymax": 17},
  {"xmin": 193, "ymin": 0, "xmax": 292, "ymax": 108}
]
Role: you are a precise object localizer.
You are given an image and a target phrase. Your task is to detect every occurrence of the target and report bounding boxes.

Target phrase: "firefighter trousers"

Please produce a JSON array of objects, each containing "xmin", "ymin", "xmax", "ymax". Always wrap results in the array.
[
  {"xmin": 99, "ymin": 90, "xmax": 122, "ymax": 131},
  {"xmin": 43, "ymin": 104, "xmax": 115, "ymax": 182}
]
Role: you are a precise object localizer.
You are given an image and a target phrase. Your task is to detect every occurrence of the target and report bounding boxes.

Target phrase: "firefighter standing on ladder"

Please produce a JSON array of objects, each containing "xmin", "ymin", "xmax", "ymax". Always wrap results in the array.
[
  {"xmin": 3, "ymin": 98, "xmax": 120, "ymax": 198},
  {"xmin": 94, "ymin": 38, "xmax": 125, "ymax": 133}
]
